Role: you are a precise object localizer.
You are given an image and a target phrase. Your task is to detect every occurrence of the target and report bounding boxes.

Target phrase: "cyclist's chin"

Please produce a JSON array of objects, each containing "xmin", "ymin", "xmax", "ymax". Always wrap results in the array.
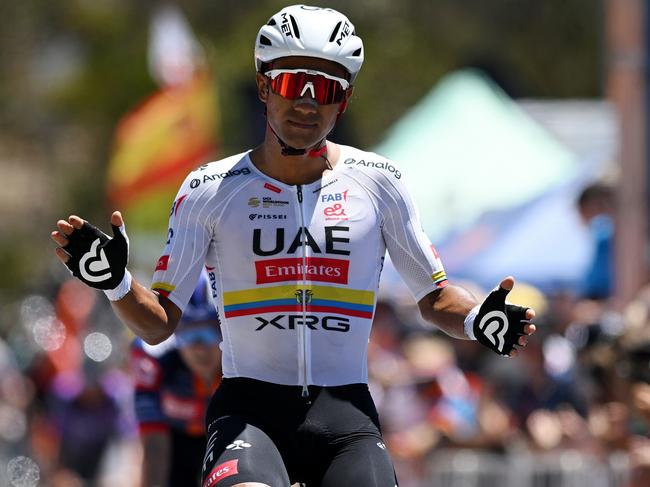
[{"xmin": 280, "ymin": 126, "xmax": 326, "ymax": 151}]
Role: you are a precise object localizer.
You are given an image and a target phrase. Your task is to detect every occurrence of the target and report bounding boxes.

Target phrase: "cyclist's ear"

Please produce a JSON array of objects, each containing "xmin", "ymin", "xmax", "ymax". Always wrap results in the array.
[
  {"xmin": 338, "ymin": 100, "xmax": 348, "ymax": 115},
  {"xmin": 256, "ymin": 72, "xmax": 269, "ymax": 103},
  {"xmin": 338, "ymin": 87, "xmax": 354, "ymax": 117}
]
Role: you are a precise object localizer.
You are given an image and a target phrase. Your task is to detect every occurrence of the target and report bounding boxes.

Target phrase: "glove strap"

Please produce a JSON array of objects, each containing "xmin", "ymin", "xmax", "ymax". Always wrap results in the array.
[
  {"xmin": 103, "ymin": 269, "xmax": 132, "ymax": 301},
  {"xmin": 463, "ymin": 304, "xmax": 480, "ymax": 340}
]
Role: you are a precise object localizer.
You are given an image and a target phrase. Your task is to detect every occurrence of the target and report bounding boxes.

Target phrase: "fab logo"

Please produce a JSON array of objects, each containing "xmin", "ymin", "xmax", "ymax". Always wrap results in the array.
[{"xmin": 321, "ymin": 190, "xmax": 348, "ymax": 203}]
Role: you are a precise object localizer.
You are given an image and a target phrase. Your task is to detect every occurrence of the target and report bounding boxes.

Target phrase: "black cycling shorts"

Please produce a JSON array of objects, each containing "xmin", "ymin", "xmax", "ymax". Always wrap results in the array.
[{"xmin": 201, "ymin": 377, "xmax": 398, "ymax": 487}]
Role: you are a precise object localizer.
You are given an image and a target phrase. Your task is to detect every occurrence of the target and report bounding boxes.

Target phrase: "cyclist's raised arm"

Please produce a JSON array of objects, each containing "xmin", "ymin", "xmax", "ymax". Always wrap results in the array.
[
  {"xmin": 51, "ymin": 211, "xmax": 181, "ymax": 344},
  {"xmin": 419, "ymin": 276, "xmax": 537, "ymax": 358},
  {"xmin": 417, "ymin": 283, "xmax": 479, "ymax": 339},
  {"xmin": 110, "ymin": 276, "xmax": 181, "ymax": 344},
  {"xmin": 370, "ymin": 159, "xmax": 537, "ymax": 357}
]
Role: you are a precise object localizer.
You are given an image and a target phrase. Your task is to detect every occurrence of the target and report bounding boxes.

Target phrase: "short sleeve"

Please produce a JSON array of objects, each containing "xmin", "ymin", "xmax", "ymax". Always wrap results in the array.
[
  {"xmin": 151, "ymin": 173, "xmax": 212, "ymax": 312},
  {"xmin": 372, "ymin": 162, "xmax": 448, "ymax": 300}
]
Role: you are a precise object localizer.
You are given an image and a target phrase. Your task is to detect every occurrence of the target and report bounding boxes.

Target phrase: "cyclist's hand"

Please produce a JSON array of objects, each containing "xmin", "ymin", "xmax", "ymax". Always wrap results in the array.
[
  {"xmin": 51, "ymin": 211, "xmax": 129, "ymax": 290},
  {"xmin": 472, "ymin": 276, "xmax": 536, "ymax": 357}
]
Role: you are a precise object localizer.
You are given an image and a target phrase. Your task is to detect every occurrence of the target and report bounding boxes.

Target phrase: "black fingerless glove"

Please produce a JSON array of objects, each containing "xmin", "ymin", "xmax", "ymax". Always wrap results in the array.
[
  {"xmin": 472, "ymin": 286, "xmax": 529, "ymax": 356},
  {"xmin": 64, "ymin": 221, "xmax": 129, "ymax": 290}
]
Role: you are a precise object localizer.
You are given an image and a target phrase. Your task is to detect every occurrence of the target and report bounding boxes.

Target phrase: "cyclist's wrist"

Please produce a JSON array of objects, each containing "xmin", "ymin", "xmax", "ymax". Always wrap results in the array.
[
  {"xmin": 103, "ymin": 269, "xmax": 132, "ymax": 301},
  {"xmin": 463, "ymin": 304, "xmax": 480, "ymax": 340}
]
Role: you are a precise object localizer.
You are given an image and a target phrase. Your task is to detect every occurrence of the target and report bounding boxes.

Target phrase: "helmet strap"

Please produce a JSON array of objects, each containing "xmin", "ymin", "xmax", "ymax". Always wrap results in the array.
[{"xmin": 266, "ymin": 119, "xmax": 327, "ymax": 158}]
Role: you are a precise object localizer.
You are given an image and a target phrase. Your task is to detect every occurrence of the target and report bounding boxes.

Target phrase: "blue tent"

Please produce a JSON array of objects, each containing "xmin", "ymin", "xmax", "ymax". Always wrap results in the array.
[{"xmin": 436, "ymin": 178, "xmax": 593, "ymax": 292}]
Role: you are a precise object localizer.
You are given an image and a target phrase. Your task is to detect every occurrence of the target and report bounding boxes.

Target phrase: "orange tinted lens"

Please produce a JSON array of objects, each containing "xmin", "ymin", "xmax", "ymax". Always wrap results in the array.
[{"xmin": 270, "ymin": 72, "xmax": 345, "ymax": 104}]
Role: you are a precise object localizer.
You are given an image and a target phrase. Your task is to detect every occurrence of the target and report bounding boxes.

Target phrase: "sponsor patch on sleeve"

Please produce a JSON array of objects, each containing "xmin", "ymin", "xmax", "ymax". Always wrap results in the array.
[
  {"xmin": 430, "ymin": 244, "xmax": 441, "ymax": 259},
  {"xmin": 155, "ymin": 255, "xmax": 170, "ymax": 271}
]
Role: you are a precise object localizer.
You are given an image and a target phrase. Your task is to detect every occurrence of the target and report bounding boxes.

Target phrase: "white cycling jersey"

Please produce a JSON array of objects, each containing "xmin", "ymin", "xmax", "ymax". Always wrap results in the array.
[{"xmin": 151, "ymin": 145, "xmax": 447, "ymax": 387}]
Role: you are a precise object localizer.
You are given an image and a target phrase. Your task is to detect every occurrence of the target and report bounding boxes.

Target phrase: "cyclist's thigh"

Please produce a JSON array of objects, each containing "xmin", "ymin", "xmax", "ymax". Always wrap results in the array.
[
  {"xmin": 319, "ymin": 436, "xmax": 398, "ymax": 487},
  {"xmin": 202, "ymin": 415, "xmax": 290, "ymax": 487}
]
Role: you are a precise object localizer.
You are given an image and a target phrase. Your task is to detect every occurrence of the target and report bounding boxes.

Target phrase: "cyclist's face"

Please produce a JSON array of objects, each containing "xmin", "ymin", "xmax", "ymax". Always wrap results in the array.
[
  {"xmin": 179, "ymin": 343, "xmax": 221, "ymax": 379},
  {"xmin": 257, "ymin": 56, "xmax": 352, "ymax": 151}
]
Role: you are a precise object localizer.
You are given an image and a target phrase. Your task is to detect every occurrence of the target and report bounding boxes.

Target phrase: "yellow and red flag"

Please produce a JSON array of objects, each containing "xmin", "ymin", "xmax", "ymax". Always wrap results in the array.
[{"xmin": 106, "ymin": 71, "xmax": 218, "ymax": 231}]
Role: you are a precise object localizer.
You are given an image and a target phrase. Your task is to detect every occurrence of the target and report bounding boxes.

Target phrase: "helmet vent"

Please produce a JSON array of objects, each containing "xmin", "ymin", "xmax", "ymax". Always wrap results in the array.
[
  {"xmin": 289, "ymin": 15, "xmax": 300, "ymax": 38},
  {"xmin": 352, "ymin": 48, "xmax": 362, "ymax": 57},
  {"xmin": 267, "ymin": 18, "xmax": 276, "ymax": 26},
  {"xmin": 259, "ymin": 35, "xmax": 272, "ymax": 46},
  {"xmin": 329, "ymin": 21, "xmax": 342, "ymax": 42}
]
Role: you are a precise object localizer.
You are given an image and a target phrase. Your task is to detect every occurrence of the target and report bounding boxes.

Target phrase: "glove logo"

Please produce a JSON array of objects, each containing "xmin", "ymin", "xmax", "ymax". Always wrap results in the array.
[
  {"xmin": 477, "ymin": 310, "xmax": 509, "ymax": 353},
  {"xmin": 79, "ymin": 238, "xmax": 112, "ymax": 283}
]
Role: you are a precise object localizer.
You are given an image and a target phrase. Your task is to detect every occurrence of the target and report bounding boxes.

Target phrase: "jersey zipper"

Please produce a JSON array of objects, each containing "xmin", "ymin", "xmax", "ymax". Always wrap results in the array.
[{"xmin": 296, "ymin": 184, "xmax": 311, "ymax": 402}]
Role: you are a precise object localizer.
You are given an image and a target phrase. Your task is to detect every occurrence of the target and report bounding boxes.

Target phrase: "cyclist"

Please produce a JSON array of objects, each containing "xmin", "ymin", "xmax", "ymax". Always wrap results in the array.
[
  {"xmin": 51, "ymin": 5, "xmax": 536, "ymax": 486},
  {"xmin": 131, "ymin": 270, "xmax": 222, "ymax": 486}
]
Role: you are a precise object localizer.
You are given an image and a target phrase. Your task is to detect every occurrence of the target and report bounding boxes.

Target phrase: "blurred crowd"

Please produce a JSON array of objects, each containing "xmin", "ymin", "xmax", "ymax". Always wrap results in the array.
[
  {"xmin": 0, "ymin": 189, "xmax": 648, "ymax": 487},
  {"xmin": 367, "ymin": 182, "xmax": 650, "ymax": 486},
  {"xmin": 0, "ymin": 277, "xmax": 139, "ymax": 487},
  {"xmin": 370, "ymin": 281, "xmax": 650, "ymax": 487}
]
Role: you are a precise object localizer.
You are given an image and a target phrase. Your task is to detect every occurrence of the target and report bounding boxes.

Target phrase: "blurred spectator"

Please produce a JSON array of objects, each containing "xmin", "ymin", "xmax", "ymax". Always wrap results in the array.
[
  {"xmin": 576, "ymin": 182, "xmax": 615, "ymax": 300},
  {"xmin": 2, "ymin": 278, "xmax": 137, "ymax": 486},
  {"xmin": 0, "ymin": 336, "xmax": 33, "ymax": 463},
  {"xmin": 616, "ymin": 287, "xmax": 650, "ymax": 486},
  {"xmin": 130, "ymin": 271, "xmax": 222, "ymax": 487},
  {"xmin": 50, "ymin": 368, "xmax": 122, "ymax": 483}
]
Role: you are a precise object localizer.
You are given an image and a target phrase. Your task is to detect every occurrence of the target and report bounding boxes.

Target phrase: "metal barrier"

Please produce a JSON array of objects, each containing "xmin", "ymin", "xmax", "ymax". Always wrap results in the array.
[{"xmin": 424, "ymin": 449, "xmax": 630, "ymax": 487}]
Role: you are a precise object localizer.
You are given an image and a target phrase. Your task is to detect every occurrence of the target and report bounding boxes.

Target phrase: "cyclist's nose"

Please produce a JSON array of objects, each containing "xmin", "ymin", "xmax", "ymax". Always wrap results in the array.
[{"xmin": 293, "ymin": 96, "xmax": 318, "ymax": 114}]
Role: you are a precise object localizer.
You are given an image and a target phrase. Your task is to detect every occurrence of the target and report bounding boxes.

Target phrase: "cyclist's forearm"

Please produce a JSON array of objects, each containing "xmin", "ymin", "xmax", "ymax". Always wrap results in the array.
[
  {"xmin": 418, "ymin": 284, "xmax": 478, "ymax": 339},
  {"xmin": 110, "ymin": 277, "xmax": 178, "ymax": 344}
]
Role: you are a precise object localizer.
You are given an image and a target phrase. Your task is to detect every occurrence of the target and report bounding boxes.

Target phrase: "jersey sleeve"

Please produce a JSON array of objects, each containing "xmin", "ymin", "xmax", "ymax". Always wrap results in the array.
[
  {"xmin": 371, "ymin": 159, "xmax": 448, "ymax": 301},
  {"xmin": 151, "ymin": 172, "xmax": 213, "ymax": 312},
  {"xmin": 130, "ymin": 342, "xmax": 168, "ymax": 434}
]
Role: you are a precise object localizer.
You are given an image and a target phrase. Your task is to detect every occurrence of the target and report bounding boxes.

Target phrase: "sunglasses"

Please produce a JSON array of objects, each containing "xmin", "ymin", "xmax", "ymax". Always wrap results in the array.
[
  {"xmin": 264, "ymin": 68, "xmax": 350, "ymax": 105},
  {"xmin": 175, "ymin": 327, "xmax": 221, "ymax": 347}
]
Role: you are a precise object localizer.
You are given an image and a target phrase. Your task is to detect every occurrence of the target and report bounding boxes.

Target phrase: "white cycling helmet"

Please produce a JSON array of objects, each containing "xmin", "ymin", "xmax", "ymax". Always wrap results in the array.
[{"xmin": 255, "ymin": 5, "xmax": 364, "ymax": 82}]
